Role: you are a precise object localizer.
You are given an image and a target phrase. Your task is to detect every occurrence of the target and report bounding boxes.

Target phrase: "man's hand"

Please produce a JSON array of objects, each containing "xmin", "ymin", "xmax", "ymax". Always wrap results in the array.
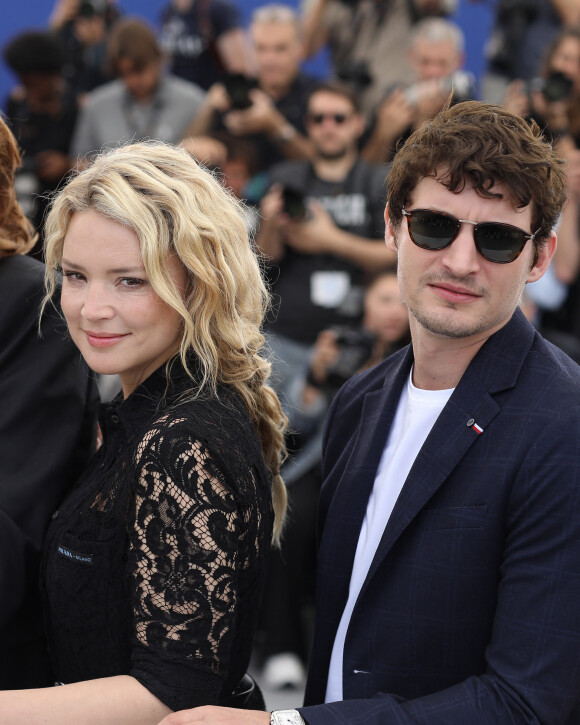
[
  {"xmin": 206, "ymin": 83, "xmax": 232, "ymax": 113},
  {"xmin": 158, "ymin": 706, "xmax": 271, "ymax": 725},
  {"xmin": 375, "ymin": 87, "xmax": 415, "ymax": 139},
  {"xmin": 35, "ymin": 151, "xmax": 72, "ymax": 182},
  {"xmin": 284, "ymin": 200, "xmax": 338, "ymax": 254},
  {"xmin": 224, "ymin": 89, "xmax": 280, "ymax": 136}
]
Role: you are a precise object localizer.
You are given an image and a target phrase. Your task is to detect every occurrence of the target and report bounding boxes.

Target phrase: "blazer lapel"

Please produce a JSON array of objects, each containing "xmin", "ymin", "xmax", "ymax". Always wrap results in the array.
[
  {"xmin": 360, "ymin": 308, "xmax": 536, "ymax": 590},
  {"xmin": 316, "ymin": 348, "xmax": 413, "ymax": 631}
]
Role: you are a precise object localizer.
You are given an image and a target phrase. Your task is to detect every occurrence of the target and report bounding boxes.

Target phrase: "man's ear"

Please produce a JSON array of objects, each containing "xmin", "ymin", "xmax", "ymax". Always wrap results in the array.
[
  {"xmin": 527, "ymin": 230, "xmax": 557, "ymax": 284},
  {"xmin": 384, "ymin": 203, "xmax": 398, "ymax": 253}
]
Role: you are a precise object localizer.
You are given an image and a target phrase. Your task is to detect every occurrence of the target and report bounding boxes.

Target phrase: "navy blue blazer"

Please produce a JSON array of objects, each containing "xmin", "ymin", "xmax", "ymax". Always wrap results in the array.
[{"xmin": 300, "ymin": 308, "xmax": 580, "ymax": 725}]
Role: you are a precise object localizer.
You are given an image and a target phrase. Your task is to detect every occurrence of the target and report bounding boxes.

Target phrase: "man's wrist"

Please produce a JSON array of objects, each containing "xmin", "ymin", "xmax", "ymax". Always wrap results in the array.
[{"xmin": 270, "ymin": 709, "xmax": 306, "ymax": 725}]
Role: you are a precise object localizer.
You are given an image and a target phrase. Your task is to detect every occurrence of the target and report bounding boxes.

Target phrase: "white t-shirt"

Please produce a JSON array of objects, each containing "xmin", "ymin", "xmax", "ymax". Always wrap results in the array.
[{"xmin": 325, "ymin": 370, "xmax": 454, "ymax": 703}]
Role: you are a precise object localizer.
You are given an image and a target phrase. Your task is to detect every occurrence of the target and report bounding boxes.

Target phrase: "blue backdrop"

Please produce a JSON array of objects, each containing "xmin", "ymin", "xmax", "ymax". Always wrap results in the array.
[{"xmin": 0, "ymin": 0, "xmax": 494, "ymax": 113}]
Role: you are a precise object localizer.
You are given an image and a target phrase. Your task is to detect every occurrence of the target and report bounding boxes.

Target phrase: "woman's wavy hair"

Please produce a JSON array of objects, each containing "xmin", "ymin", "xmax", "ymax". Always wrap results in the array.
[
  {"xmin": 43, "ymin": 141, "xmax": 287, "ymax": 542},
  {"xmin": 387, "ymin": 100, "xmax": 567, "ymax": 262},
  {"xmin": 0, "ymin": 114, "xmax": 36, "ymax": 257}
]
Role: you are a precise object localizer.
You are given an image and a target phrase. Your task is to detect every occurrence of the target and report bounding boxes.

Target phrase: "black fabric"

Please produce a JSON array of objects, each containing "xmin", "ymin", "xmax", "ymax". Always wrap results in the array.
[
  {"xmin": 159, "ymin": 0, "xmax": 242, "ymax": 90},
  {"xmin": 41, "ymin": 358, "xmax": 274, "ymax": 711},
  {"xmin": 5, "ymin": 89, "xmax": 78, "ymax": 256},
  {"xmin": 0, "ymin": 254, "xmax": 98, "ymax": 688},
  {"xmin": 265, "ymin": 158, "xmax": 387, "ymax": 343}
]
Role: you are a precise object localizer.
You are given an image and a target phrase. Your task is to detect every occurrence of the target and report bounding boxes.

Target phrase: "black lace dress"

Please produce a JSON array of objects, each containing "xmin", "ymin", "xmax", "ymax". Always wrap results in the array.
[{"xmin": 41, "ymin": 357, "xmax": 274, "ymax": 711}]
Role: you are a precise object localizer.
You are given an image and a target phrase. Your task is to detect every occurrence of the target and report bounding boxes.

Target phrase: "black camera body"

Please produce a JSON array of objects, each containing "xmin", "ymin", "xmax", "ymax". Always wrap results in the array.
[
  {"xmin": 281, "ymin": 187, "xmax": 307, "ymax": 220},
  {"xmin": 223, "ymin": 73, "xmax": 258, "ymax": 110},
  {"xmin": 325, "ymin": 326, "xmax": 376, "ymax": 389},
  {"xmin": 529, "ymin": 71, "xmax": 574, "ymax": 103}
]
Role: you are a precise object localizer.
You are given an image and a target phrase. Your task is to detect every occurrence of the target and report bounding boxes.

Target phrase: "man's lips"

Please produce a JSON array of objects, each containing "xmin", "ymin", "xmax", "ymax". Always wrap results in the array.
[
  {"xmin": 428, "ymin": 283, "xmax": 482, "ymax": 304},
  {"xmin": 83, "ymin": 331, "xmax": 130, "ymax": 348}
]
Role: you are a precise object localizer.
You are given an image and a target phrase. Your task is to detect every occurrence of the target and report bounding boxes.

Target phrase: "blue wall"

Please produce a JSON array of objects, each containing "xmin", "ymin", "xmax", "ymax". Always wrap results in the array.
[{"xmin": 0, "ymin": 0, "xmax": 493, "ymax": 112}]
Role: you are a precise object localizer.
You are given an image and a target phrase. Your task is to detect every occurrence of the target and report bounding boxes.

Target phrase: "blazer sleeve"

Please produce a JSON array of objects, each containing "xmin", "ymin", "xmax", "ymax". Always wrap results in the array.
[
  {"xmin": 299, "ymin": 405, "xmax": 580, "ymax": 725},
  {"xmin": 0, "ymin": 261, "xmax": 98, "ymax": 629}
]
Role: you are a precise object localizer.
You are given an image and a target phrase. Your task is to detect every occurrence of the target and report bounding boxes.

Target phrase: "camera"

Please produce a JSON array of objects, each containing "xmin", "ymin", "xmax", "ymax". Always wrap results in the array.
[
  {"xmin": 325, "ymin": 326, "xmax": 376, "ymax": 389},
  {"xmin": 336, "ymin": 61, "xmax": 373, "ymax": 92},
  {"xmin": 529, "ymin": 71, "xmax": 574, "ymax": 103},
  {"xmin": 223, "ymin": 73, "xmax": 258, "ymax": 110},
  {"xmin": 281, "ymin": 187, "xmax": 307, "ymax": 220}
]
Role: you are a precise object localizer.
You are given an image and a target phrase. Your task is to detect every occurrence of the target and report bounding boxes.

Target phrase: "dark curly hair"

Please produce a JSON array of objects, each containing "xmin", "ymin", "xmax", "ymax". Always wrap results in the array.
[
  {"xmin": 387, "ymin": 101, "xmax": 567, "ymax": 259},
  {"xmin": 3, "ymin": 30, "xmax": 66, "ymax": 76}
]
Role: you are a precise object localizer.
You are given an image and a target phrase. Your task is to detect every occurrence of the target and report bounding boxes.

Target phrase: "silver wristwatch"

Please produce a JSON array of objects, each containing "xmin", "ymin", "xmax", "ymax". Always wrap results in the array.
[{"xmin": 270, "ymin": 709, "xmax": 306, "ymax": 725}]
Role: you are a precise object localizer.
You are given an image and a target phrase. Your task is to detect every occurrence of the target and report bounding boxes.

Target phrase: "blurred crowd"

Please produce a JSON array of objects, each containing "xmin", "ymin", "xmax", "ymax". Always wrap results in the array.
[{"xmin": 4, "ymin": 0, "xmax": 580, "ymax": 694}]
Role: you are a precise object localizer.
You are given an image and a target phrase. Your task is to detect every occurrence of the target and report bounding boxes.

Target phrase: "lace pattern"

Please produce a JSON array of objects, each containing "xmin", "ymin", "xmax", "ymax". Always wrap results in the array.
[{"xmin": 42, "ymin": 362, "xmax": 274, "ymax": 710}]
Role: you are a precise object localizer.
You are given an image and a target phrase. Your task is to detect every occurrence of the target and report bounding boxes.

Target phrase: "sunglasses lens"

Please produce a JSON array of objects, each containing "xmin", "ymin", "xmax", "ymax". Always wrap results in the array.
[
  {"xmin": 408, "ymin": 210, "xmax": 458, "ymax": 250},
  {"xmin": 475, "ymin": 223, "xmax": 527, "ymax": 263},
  {"xmin": 334, "ymin": 114, "xmax": 346, "ymax": 124}
]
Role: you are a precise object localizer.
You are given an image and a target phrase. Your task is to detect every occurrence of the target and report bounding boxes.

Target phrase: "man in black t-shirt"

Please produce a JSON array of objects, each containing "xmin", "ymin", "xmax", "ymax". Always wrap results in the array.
[{"xmin": 256, "ymin": 82, "xmax": 395, "ymax": 401}]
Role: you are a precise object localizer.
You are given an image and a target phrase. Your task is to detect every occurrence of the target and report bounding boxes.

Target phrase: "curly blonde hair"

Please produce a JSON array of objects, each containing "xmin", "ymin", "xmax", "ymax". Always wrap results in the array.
[
  {"xmin": 43, "ymin": 141, "xmax": 287, "ymax": 542},
  {"xmin": 0, "ymin": 114, "xmax": 36, "ymax": 257}
]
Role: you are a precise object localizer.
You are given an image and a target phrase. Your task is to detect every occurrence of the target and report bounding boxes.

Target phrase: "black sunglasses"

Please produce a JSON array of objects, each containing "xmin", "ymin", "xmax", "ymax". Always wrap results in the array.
[
  {"xmin": 401, "ymin": 208, "xmax": 537, "ymax": 264},
  {"xmin": 308, "ymin": 112, "xmax": 350, "ymax": 125}
]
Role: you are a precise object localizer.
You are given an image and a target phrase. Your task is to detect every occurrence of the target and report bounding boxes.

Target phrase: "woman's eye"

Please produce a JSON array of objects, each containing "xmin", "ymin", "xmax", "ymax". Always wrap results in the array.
[
  {"xmin": 62, "ymin": 270, "xmax": 85, "ymax": 282},
  {"xmin": 120, "ymin": 277, "xmax": 146, "ymax": 288}
]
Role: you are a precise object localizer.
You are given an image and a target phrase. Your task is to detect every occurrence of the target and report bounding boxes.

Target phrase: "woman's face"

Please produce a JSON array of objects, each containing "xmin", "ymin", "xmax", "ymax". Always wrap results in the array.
[
  {"xmin": 550, "ymin": 36, "xmax": 580, "ymax": 89},
  {"xmin": 363, "ymin": 274, "xmax": 409, "ymax": 345},
  {"xmin": 61, "ymin": 209, "xmax": 187, "ymax": 398}
]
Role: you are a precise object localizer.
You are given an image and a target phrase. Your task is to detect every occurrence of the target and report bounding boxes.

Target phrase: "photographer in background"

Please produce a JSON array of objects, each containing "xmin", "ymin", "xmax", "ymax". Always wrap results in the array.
[
  {"xmin": 483, "ymin": 0, "xmax": 580, "ymax": 104},
  {"xmin": 2, "ymin": 30, "xmax": 78, "ymax": 258},
  {"xmin": 183, "ymin": 4, "xmax": 315, "ymax": 175},
  {"xmin": 301, "ymin": 0, "xmax": 455, "ymax": 115},
  {"xmin": 503, "ymin": 26, "xmax": 580, "ymax": 142},
  {"xmin": 258, "ymin": 270, "xmax": 410, "ymax": 691},
  {"xmin": 70, "ymin": 16, "xmax": 205, "ymax": 159},
  {"xmin": 361, "ymin": 18, "xmax": 473, "ymax": 164},
  {"xmin": 50, "ymin": 0, "xmax": 119, "ymax": 105},
  {"xmin": 256, "ymin": 81, "xmax": 394, "ymax": 407}
]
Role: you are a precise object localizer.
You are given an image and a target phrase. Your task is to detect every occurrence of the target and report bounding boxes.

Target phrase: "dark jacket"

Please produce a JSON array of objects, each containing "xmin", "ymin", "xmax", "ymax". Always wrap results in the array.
[{"xmin": 301, "ymin": 308, "xmax": 580, "ymax": 724}]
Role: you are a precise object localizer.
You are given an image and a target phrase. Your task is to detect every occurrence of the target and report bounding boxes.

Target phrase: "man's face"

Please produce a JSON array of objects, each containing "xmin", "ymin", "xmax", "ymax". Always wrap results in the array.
[
  {"xmin": 385, "ymin": 175, "xmax": 555, "ymax": 347},
  {"xmin": 20, "ymin": 72, "xmax": 62, "ymax": 114},
  {"xmin": 306, "ymin": 91, "xmax": 364, "ymax": 159},
  {"xmin": 117, "ymin": 58, "xmax": 160, "ymax": 101},
  {"xmin": 251, "ymin": 21, "xmax": 302, "ymax": 91},
  {"xmin": 409, "ymin": 37, "xmax": 461, "ymax": 81}
]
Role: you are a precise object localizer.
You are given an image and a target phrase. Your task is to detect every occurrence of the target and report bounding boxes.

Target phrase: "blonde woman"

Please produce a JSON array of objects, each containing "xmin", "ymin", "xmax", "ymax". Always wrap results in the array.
[{"xmin": 0, "ymin": 141, "xmax": 286, "ymax": 723}]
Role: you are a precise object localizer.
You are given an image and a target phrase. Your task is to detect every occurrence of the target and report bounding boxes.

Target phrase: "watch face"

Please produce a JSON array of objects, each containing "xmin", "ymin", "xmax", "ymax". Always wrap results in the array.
[{"xmin": 271, "ymin": 710, "xmax": 304, "ymax": 725}]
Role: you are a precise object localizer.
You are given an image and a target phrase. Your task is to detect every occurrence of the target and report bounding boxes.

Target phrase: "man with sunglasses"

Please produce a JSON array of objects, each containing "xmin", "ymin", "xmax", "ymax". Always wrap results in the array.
[
  {"xmin": 159, "ymin": 101, "xmax": 580, "ymax": 725},
  {"xmin": 256, "ymin": 81, "xmax": 393, "ymax": 407}
]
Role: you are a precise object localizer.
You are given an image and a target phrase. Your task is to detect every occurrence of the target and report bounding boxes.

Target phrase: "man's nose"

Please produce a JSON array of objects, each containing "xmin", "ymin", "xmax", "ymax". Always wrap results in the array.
[{"xmin": 439, "ymin": 223, "xmax": 481, "ymax": 276}]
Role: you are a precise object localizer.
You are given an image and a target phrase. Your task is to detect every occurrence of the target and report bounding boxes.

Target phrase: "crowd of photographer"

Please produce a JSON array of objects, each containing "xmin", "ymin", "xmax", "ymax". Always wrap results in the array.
[{"xmin": 4, "ymin": 0, "xmax": 580, "ymax": 699}]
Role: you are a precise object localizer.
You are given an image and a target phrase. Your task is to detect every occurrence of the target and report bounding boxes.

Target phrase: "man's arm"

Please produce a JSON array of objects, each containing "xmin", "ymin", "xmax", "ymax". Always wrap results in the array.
[
  {"xmin": 283, "ymin": 201, "xmax": 395, "ymax": 270},
  {"xmin": 301, "ymin": 0, "xmax": 331, "ymax": 58}
]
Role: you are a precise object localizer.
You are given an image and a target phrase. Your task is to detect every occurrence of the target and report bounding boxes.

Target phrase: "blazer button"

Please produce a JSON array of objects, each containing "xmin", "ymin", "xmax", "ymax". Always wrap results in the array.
[
  {"xmin": 111, "ymin": 414, "xmax": 120, "ymax": 424},
  {"xmin": 52, "ymin": 510, "xmax": 59, "ymax": 520}
]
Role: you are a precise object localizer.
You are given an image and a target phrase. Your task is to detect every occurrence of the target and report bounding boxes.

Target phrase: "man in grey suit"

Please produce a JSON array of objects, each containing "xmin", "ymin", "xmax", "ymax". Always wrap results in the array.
[{"xmin": 160, "ymin": 102, "xmax": 580, "ymax": 725}]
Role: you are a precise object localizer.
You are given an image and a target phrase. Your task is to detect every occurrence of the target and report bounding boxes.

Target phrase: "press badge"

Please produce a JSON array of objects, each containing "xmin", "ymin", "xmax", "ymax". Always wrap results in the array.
[{"xmin": 310, "ymin": 271, "xmax": 350, "ymax": 308}]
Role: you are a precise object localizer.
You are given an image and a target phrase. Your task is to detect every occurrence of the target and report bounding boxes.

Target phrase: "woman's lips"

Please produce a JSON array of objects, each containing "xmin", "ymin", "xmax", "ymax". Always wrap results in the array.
[{"xmin": 84, "ymin": 331, "xmax": 130, "ymax": 348}]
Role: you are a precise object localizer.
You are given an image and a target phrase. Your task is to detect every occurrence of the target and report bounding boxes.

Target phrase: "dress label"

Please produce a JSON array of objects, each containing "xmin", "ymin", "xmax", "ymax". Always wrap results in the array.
[{"xmin": 57, "ymin": 545, "xmax": 93, "ymax": 565}]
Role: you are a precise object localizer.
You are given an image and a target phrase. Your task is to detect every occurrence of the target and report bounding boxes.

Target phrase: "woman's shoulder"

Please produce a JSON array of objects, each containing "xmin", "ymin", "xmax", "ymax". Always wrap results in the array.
[{"xmin": 134, "ymin": 385, "xmax": 264, "ymax": 478}]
